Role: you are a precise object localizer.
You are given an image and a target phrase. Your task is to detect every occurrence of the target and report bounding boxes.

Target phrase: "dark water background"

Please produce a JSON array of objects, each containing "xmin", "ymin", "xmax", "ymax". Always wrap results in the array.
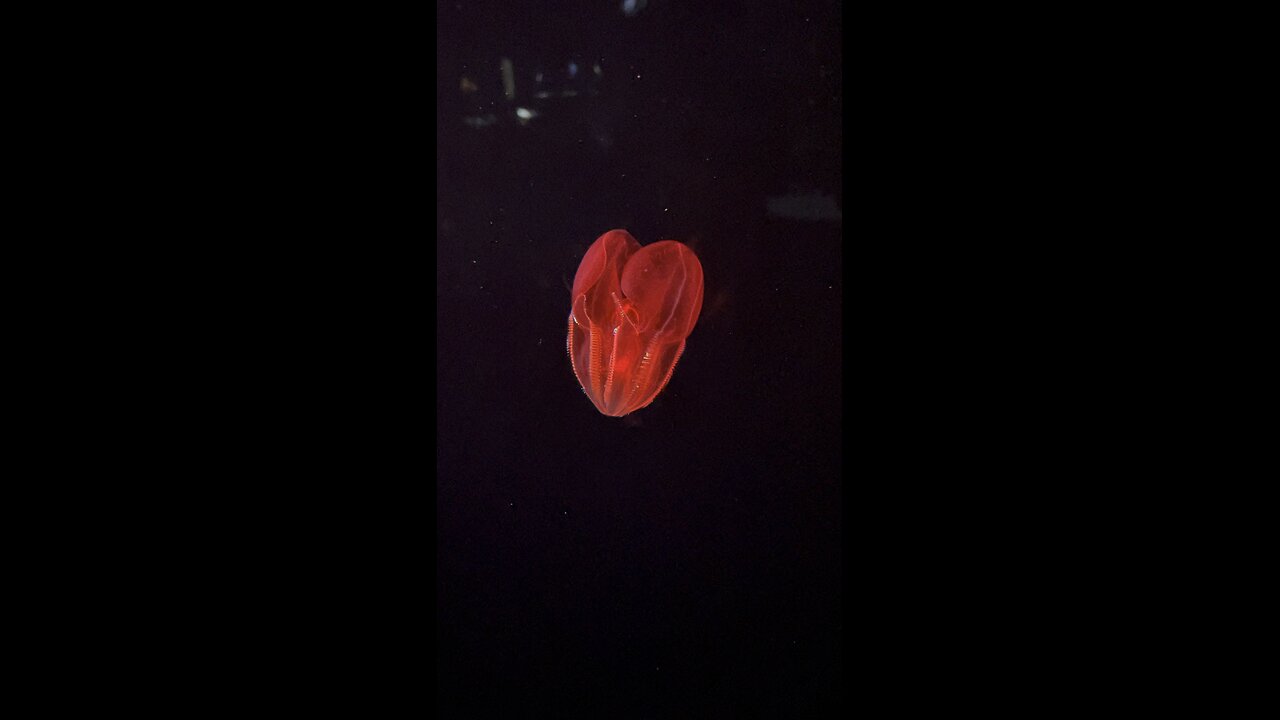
[{"xmin": 437, "ymin": 1, "xmax": 842, "ymax": 715}]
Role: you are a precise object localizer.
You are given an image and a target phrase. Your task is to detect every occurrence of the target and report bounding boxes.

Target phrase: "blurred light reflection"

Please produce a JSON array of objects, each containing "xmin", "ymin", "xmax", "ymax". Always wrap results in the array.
[{"xmin": 621, "ymin": 0, "xmax": 647, "ymax": 18}]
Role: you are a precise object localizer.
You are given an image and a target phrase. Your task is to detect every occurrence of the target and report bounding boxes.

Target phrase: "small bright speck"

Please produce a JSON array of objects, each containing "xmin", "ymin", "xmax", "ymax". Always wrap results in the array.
[{"xmin": 516, "ymin": 107, "xmax": 534, "ymax": 119}]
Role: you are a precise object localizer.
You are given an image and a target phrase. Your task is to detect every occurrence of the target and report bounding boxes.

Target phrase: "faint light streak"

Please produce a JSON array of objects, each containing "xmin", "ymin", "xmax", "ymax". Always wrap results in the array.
[
  {"xmin": 765, "ymin": 193, "xmax": 842, "ymax": 222},
  {"xmin": 500, "ymin": 57, "xmax": 515, "ymax": 100},
  {"xmin": 534, "ymin": 90, "xmax": 580, "ymax": 99},
  {"xmin": 463, "ymin": 114, "xmax": 498, "ymax": 128}
]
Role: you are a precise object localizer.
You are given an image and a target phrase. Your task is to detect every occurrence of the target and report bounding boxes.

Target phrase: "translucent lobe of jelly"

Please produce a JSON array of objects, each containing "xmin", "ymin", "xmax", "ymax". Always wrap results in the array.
[{"xmin": 620, "ymin": 240, "xmax": 704, "ymax": 341}]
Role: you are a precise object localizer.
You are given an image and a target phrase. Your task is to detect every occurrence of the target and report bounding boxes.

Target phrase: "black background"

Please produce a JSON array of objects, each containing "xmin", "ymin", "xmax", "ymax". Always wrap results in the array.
[{"xmin": 437, "ymin": 1, "xmax": 843, "ymax": 716}]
